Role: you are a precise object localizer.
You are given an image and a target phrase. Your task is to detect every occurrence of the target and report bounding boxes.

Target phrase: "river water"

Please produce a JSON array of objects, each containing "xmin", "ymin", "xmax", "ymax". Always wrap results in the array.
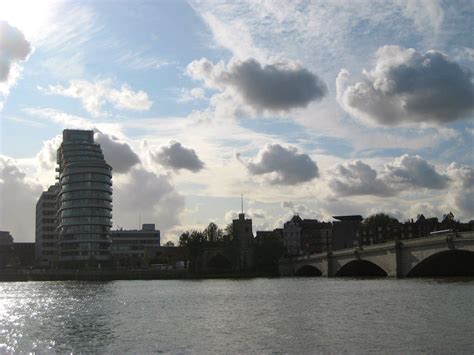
[{"xmin": 0, "ymin": 278, "xmax": 473, "ymax": 353}]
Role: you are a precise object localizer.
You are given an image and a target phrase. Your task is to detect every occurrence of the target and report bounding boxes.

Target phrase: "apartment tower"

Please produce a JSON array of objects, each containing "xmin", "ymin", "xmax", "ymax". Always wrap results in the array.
[{"xmin": 57, "ymin": 129, "xmax": 113, "ymax": 267}]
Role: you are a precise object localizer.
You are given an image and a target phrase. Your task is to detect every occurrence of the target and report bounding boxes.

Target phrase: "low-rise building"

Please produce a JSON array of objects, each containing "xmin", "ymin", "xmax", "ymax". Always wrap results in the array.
[
  {"xmin": 332, "ymin": 215, "xmax": 363, "ymax": 250},
  {"xmin": 0, "ymin": 231, "xmax": 14, "ymax": 268},
  {"xmin": 35, "ymin": 184, "xmax": 59, "ymax": 267},
  {"xmin": 282, "ymin": 215, "xmax": 333, "ymax": 256},
  {"xmin": 111, "ymin": 224, "xmax": 160, "ymax": 266}
]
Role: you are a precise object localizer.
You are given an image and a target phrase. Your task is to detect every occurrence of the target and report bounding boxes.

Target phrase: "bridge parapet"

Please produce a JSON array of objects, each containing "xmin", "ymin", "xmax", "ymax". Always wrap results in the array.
[{"xmin": 278, "ymin": 231, "xmax": 474, "ymax": 277}]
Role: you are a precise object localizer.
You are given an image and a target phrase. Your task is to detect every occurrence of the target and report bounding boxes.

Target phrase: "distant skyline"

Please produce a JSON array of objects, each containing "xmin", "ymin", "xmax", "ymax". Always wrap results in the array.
[{"xmin": 0, "ymin": 0, "xmax": 473, "ymax": 242}]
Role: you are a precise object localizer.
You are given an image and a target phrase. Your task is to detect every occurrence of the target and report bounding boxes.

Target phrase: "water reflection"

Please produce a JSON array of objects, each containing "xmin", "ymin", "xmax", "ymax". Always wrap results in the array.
[{"xmin": 0, "ymin": 278, "xmax": 473, "ymax": 353}]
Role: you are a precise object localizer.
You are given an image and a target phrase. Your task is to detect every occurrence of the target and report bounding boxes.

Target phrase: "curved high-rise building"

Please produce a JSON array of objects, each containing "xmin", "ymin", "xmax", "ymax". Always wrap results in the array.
[{"xmin": 57, "ymin": 129, "xmax": 112, "ymax": 267}]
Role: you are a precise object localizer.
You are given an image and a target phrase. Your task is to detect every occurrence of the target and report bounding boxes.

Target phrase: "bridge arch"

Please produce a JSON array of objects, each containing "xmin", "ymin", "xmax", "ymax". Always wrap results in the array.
[
  {"xmin": 407, "ymin": 249, "xmax": 474, "ymax": 277},
  {"xmin": 336, "ymin": 259, "xmax": 387, "ymax": 277},
  {"xmin": 295, "ymin": 265, "xmax": 322, "ymax": 277}
]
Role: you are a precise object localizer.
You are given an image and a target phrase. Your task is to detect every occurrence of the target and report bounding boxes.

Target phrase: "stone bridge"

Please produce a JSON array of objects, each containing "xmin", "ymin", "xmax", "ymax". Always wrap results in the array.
[{"xmin": 279, "ymin": 231, "xmax": 474, "ymax": 277}]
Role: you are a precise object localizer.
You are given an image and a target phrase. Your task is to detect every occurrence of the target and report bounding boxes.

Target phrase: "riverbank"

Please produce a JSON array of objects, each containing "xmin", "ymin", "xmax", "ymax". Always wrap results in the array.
[{"xmin": 0, "ymin": 269, "xmax": 277, "ymax": 282}]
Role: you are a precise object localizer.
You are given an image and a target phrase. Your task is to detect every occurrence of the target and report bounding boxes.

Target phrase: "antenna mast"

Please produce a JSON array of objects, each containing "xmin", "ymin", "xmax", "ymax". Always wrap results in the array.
[{"xmin": 241, "ymin": 193, "xmax": 244, "ymax": 214}]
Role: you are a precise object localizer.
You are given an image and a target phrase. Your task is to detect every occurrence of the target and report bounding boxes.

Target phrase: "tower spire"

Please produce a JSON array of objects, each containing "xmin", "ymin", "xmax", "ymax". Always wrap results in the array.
[{"xmin": 241, "ymin": 193, "xmax": 244, "ymax": 214}]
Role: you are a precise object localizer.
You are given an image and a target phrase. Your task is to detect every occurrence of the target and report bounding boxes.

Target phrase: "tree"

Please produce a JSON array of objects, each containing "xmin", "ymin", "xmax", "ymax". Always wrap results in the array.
[
  {"xmin": 224, "ymin": 223, "xmax": 234, "ymax": 242},
  {"xmin": 364, "ymin": 213, "xmax": 399, "ymax": 227},
  {"xmin": 204, "ymin": 222, "xmax": 223, "ymax": 243},
  {"xmin": 179, "ymin": 231, "xmax": 190, "ymax": 247},
  {"xmin": 442, "ymin": 212, "xmax": 455, "ymax": 222}
]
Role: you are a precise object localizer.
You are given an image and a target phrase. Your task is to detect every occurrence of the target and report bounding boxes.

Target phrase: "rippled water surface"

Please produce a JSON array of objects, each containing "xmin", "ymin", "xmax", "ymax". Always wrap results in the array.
[{"xmin": 1, "ymin": 278, "xmax": 473, "ymax": 353}]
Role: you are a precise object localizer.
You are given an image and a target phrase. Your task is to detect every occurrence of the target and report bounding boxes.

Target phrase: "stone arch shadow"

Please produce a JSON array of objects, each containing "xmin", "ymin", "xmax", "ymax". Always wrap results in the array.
[
  {"xmin": 295, "ymin": 265, "xmax": 322, "ymax": 277},
  {"xmin": 407, "ymin": 250, "xmax": 474, "ymax": 277},
  {"xmin": 336, "ymin": 259, "xmax": 387, "ymax": 277}
]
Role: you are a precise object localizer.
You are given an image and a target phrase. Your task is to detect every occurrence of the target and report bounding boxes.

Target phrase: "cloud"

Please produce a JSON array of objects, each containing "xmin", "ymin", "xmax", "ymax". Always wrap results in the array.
[
  {"xmin": 23, "ymin": 107, "xmax": 93, "ymax": 128},
  {"xmin": 445, "ymin": 163, "xmax": 474, "ymax": 218},
  {"xmin": 36, "ymin": 135, "xmax": 62, "ymax": 170},
  {"xmin": 0, "ymin": 158, "xmax": 42, "ymax": 242},
  {"xmin": 116, "ymin": 51, "xmax": 168, "ymax": 70},
  {"xmin": 151, "ymin": 141, "xmax": 204, "ymax": 173},
  {"xmin": 337, "ymin": 46, "xmax": 474, "ymax": 125},
  {"xmin": 328, "ymin": 160, "xmax": 395, "ymax": 197},
  {"xmin": 0, "ymin": 21, "xmax": 31, "ymax": 110},
  {"xmin": 224, "ymin": 208, "xmax": 266, "ymax": 221},
  {"xmin": 177, "ymin": 87, "xmax": 206, "ymax": 103},
  {"xmin": 239, "ymin": 144, "xmax": 319, "ymax": 185},
  {"xmin": 94, "ymin": 132, "xmax": 140, "ymax": 174},
  {"xmin": 0, "ymin": 21, "xmax": 31, "ymax": 82},
  {"xmin": 328, "ymin": 154, "xmax": 448, "ymax": 197},
  {"xmin": 113, "ymin": 167, "xmax": 185, "ymax": 232},
  {"xmin": 40, "ymin": 79, "xmax": 152, "ymax": 117},
  {"xmin": 187, "ymin": 57, "xmax": 327, "ymax": 112},
  {"xmin": 381, "ymin": 154, "xmax": 448, "ymax": 189},
  {"xmin": 395, "ymin": 0, "xmax": 444, "ymax": 33},
  {"xmin": 446, "ymin": 162, "xmax": 474, "ymax": 189},
  {"xmin": 280, "ymin": 200, "xmax": 322, "ymax": 219}
]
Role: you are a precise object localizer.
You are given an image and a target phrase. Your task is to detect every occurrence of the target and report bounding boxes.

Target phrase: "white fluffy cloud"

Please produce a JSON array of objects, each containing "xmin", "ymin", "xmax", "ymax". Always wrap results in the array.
[
  {"xmin": 151, "ymin": 141, "xmax": 205, "ymax": 173},
  {"xmin": 381, "ymin": 154, "xmax": 448, "ymax": 189},
  {"xmin": 224, "ymin": 208, "xmax": 267, "ymax": 221},
  {"xmin": 40, "ymin": 79, "xmax": 152, "ymax": 117},
  {"xmin": 187, "ymin": 57, "xmax": 327, "ymax": 112},
  {"xmin": 239, "ymin": 144, "xmax": 319, "ymax": 185},
  {"xmin": 329, "ymin": 160, "xmax": 395, "ymax": 197},
  {"xmin": 0, "ymin": 21, "xmax": 31, "ymax": 82},
  {"xmin": 445, "ymin": 163, "xmax": 474, "ymax": 218},
  {"xmin": 36, "ymin": 135, "xmax": 62, "ymax": 170},
  {"xmin": 337, "ymin": 46, "xmax": 474, "ymax": 125},
  {"xmin": 0, "ymin": 158, "xmax": 42, "ymax": 242},
  {"xmin": 0, "ymin": 21, "xmax": 31, "ymax": 110},
  {"xmin": 94, "ymin": 132, "xmax": 140, "ymax": 174},
  {"xmin": 328, "ymin": 154, "xmax": 448, "ymax": 197}
]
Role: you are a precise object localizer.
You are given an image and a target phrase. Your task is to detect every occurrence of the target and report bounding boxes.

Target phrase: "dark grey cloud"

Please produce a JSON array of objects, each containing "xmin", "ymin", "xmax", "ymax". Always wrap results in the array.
[
  {"xmin": 187, "ymin": 57, "xmax": 327, "ymax": 111},
  {"xmin": 94, "ymin": 132, "xmax": 140, "ymax": 174},
  {"xmin": 113, "ymin": 167, "xmax": 185, "ymax": 232},
  {"xmin": 328, "ymin": 154, "xmax": 447, "ymax": 197},
  {"xmin": 0, "ymin": 158, "xmax": 42, "ymax": 241},
  {"xmin": 381, "ymin": 154, "xmax": 448, "ymax": 189},
  {"xmin": 239, "ymin": 144, "xmax": 319, "ymax": 185},
  {"xmin": 152, "ymin": 141, "xmax": 204, "ymax": 172},
  {"xmin": 0, "ymin": 21, "xmax": 31, "ymax": 82},
  {"xmin": 337, "ymin": 46, "xmax": 474, "ymax": 125}
]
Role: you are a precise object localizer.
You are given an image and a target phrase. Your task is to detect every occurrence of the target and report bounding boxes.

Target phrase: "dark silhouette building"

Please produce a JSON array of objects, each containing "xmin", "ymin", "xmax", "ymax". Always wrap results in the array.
[
  {"xmin": 35, "ymin": 184, "xmax": 60, "ymax": 267},
  {"xmin": 332, "ymin": 215, "xmax": 363, "ymax": 250}
]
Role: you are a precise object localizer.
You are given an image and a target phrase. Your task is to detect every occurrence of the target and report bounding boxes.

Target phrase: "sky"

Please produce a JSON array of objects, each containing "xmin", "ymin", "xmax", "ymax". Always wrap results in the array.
[{"xmin": 0, "ymin": 0, "xmax": 473, "ymax": 243}]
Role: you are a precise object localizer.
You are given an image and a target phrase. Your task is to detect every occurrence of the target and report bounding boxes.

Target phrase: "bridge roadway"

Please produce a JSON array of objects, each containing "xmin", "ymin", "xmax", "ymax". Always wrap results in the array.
[{"xmin": 279, "ymin": 231, "xmax": 474, "ymax": 277}]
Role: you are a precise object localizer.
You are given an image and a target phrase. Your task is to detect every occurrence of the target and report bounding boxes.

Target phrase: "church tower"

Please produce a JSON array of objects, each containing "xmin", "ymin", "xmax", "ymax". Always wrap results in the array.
[{"xmin": 232, "ymin": 195, "xmax": 255, "ymax": 272}]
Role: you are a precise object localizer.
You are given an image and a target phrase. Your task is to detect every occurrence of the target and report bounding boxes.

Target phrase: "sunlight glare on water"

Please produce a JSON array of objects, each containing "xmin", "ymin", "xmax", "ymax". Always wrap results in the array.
[{"xmin": 0, "ymin": 278, "xmax": 473, "ymax": 353}]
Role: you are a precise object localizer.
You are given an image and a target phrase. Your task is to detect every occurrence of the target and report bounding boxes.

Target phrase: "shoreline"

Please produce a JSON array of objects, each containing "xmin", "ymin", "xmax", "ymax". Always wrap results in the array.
[{"xmin": 0, "ymin": 269, "xmax": 278, "ymax": 282}]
